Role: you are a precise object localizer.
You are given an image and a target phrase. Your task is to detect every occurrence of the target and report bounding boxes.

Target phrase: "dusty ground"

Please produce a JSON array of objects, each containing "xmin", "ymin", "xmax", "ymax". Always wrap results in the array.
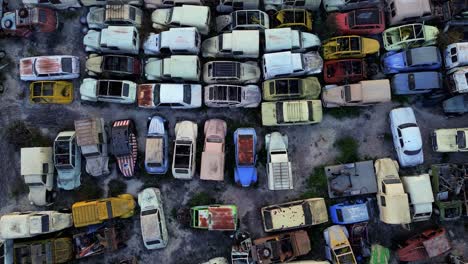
[{"xmin": 0, "ymin": 4, "xmax": 467, "ymax": 264}]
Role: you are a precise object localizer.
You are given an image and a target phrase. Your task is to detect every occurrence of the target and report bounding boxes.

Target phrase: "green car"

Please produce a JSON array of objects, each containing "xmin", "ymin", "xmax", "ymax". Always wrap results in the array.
[
  {"xmin": 261, "ymin": 100, "xmax": 323, "ymax": 126},
  {"xmin": 190, "ymin": 205, "xmax": 238, "ymax": 231},
  {"xmin": 383, "ymin": 23, "xmax": 439, "ymax": 51},
  {"xmin": 262, "ymin": 77, "xmax": 321, "ymax": 101}
]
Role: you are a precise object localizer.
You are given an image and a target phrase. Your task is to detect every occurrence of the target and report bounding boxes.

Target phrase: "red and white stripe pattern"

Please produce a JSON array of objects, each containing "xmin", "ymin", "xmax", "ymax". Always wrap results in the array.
[{"xmin": 113, "ymin": 120, "xmax": 138, "ymax": 177}]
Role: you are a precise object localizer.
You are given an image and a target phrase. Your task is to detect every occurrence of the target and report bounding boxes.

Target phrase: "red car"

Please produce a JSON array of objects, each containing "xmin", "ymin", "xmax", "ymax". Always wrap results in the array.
[
  {"xmin": 1, "ymin": 7, "xmax": 57, "ymax": 37},
  {"xmin": 324, "ymin": 59, "xmax": 367, "ymax": 84},
  {"xmin": 397, "ymin": 228, "xmax": 451, "ymax": 262},
  {"xmin": 330, "ymin": 8, "xmax": 385, "ymax": 35}
]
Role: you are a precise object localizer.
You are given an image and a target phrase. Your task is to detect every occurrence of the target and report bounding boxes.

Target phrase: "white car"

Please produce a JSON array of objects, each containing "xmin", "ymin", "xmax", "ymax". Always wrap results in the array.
[
  {"xmin": 22, "ymin": 0, "xmax": 81, "ymax": 10},
  {"xmin": 389, "ymin": 107, "xmax": 424, "ymax": 167},
  {"xmin": 20, "ymin": 56, "xmax": 80, "ymax": 81},
  {"xmin": 81, "ymin": 0, "xmax": 143, "ymax": 6},
  {"xmin": 138, "ymin": 188, "xmax": 168, "ymax": 249},
  {"xmin": 137, "ymin": 83, "xmax": 202, "ymax": 109}
]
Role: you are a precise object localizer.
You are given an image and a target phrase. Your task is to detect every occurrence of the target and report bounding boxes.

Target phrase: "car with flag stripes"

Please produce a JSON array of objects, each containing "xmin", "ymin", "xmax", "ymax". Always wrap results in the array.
[{"xmin": 111, "ymin": 119, "xmax": 138, "ymax": 177}]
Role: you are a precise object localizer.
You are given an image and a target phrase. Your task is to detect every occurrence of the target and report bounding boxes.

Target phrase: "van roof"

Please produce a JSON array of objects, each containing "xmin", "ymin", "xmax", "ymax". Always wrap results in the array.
[
  {"xmin": 172, "ymin": 5, "xmax": 209, "ymax": 27},
  {"xmin": 264, "ymin": 51, "xmax": 301, "ymax": 76},
  {"xmin": 401, "ymin": 174, "xmax": 434, "ymax": 204},
  {"xmin": 21, "ymin": 147, "xmax": 52, "ymax": 175},
  {"xmin": 101, "ymin": 26, "xmax": 137, "ymax": 47},
  {"xmin": 231, "ymin": 30, "xmax": 259, "ymax": 55},
  {"xmin": 160, "ymin": 27, "xmax": 198, "ymax": 50}
]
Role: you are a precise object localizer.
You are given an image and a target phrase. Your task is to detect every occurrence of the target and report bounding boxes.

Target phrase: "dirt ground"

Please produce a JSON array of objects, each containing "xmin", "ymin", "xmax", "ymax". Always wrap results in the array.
[{"xmin": 0, "ymin": 4, "xmax": 467, "ymax": 264}]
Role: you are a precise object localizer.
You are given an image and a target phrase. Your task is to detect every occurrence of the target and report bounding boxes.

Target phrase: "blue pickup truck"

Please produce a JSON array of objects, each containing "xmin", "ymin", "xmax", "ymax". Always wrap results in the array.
[{"xmin": 234, "ymin": 128, "xmax": 257, "ymax": 187}]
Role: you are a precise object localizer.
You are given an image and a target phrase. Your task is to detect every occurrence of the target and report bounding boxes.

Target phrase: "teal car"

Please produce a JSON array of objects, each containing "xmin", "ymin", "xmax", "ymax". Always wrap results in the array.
[{"xmin": 54, "ymin": 131, "xmax": 81, "ymax": 190}]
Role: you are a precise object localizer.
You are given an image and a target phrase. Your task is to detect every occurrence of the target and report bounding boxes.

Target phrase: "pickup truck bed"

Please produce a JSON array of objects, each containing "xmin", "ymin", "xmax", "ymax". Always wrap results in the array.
[{"xmin": 238, "ymin": 135, "xmax": 254, "ymax": 165}]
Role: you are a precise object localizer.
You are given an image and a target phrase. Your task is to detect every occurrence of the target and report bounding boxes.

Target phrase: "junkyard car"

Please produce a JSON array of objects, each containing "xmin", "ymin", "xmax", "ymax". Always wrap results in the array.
[
  {"xmin": 323, "ymin": 0, "xmax": 381, "ymax": 12},
  {"xmin": 444, "ymin": 42, "xmax": 468, "ymax": 70},
  {"xmin": 448, "ymin": 67, "xmax": 468, "ymax": 93},
  {"xmin": 381, "ymin": 46, "xmax": 442, "ymax": 74},
  {"xmin": 29, "ymin": 81, "xmax": 73, "ymax": 104},
  {"xmin": 234, "ymin": 128, "xmax": 257, "ymax": 187},
  {"xmin": 272, "ymin": 9, "xmax": 313, "ymax": 31},
  {"xmin": 190, "ymin": 205, "xmax": 238, "ymax": 231},
  {"xmin": 389, "ymin": 107, "xmax": 424, "ymax": 167},
  {"xmin": 200, "ymin": 119, "xmax": 227, "ymax": 181},
  {"xmin": 251, "ymin": 230, "xmax": 311, "ymax": 263},
  {"xmin": 145, "ymin": 116, "xmax": 169, "ymax": 174},
  {"xmin": 261, "ymin": 198, "xmax": 328, "ymax": 232},
  {"xmin": 72, "ymin": 194, "xmax": 136, "ymax": 227},
  {"xmin": 172, "ymin": 121, "xmax": 198, "ymax": 179},
  {"xmin": 443, "ymin": 95, "xmax": 468, "ymax": 115},
  {"xmin": 330, "ymin": 8, "xmax": 385, "ymax": 35},
  {"xmin": 265, "ymin": 132, "xmax": 293, "ymax": 190},
  {"xmin": 145, "ymin": 55, "xmax": 200, "ymax": 81},
  {"xmin": 264, "ymin": 0, "xmax": 321, "ymax": 12},
  {"xmin": 74, "ymin": 118, "xmax": 110, "ymax": 177},
  {"xmin": 261, "ymin": 100, "xmax": 323, "ymax": 126},
  {"xmin": 21, "ymin": 147, "xmax": 56, "ymax": 206},
  {"xmin": 138, "ymin": 187, "xmax": 168, "ymax": 249},
  {"xmin": 264, "ymin": 28, "xmax": 321, "ymax": 53},
  {"xmin": 86, "ymin": 54, "xmax": 142, "ymax": 77},
  {"xmin": 431, "ymin": 127, "xmax": 468, "ymax": 152},
  {"xmin": 203, "ymin": 61, "xmax": 261, "ymax": 84},
  {"xmin": 143, "ymin": 28, "xmax": 201, "ymax": 56},
  {"xmin": 324, "ymin": 59, "xmax": 367, "ymax": 84},
  {"xmin": 0, "ymin": 211, "xmax": 72, "ymax": 239},
  {"xmin": 204, "ymin": 84, "xmax": 261, "ymax": 108},
  {"xmin": 145, "ymin": 0, "xmax": 204, "ymax": 8},
  {"xmin": 323, "ymin": 225, "xmax": 357, "ymax": 264},
  {"xmin": 80, "ymin": 78, "xmax": 137, "ymax": 104},
  {"xmin": 202, "ymin": 30, "xmax": 260, "ymax": 58},
  {"xmin": 217, "ymin": 0, "xmax": 259, "ymax": 13},
  {"xmin": 0, "ymin": 7, "xmax": 58, "ymax": 37},
  {"xmin": 5, "ymin": 237, "xmax": 73, "ymax": 264},
  {"xmin": 151, "ymin": 5, "xmax": 211, "ymax": 35},
  {"xmin": 322, "ymin": 79, "xmax": 391, "ymax": 107},
  {"xmin": 83, "ymin": 26, "xmax": 140, "ymax": 55},
  {"xmin": 54, "ymin": 131, "xmax": 81, "ymax": 190},
  {"xmin": 391, "ymin": 72, "xmax": 443, "ymax": 95},
  {"xmin": 262, "ymin": 77, "xmax": 321, "ymax": 101},
  {"xmin": 111, "ymin": 119, "xmax": 138, "ymax": 177},
  {"xmin": 215, "ymin": 10, "xmax": 269, "ymax": 33},
  {"xmin": 262, "ymin": 51, "xmax": 323, "ymax": 80},
  {"xmin": 23, "ymin": 0, "xmax": 81, "ymax": 9},
  {"xmin": 322, "ymin": 35, "xmax": 380, "ymax": 60},
  {"xmin": 397, "ymin": 228, "xmax": 451, "ymax": 262},
  {"xmin": 84, "ymin": 4, "xmax": 143, "ymax": 29},
  {"xmin": 386, "ymin": 0, "xmax": 432, "ymax": 26},
  {"xmin": 20, "ymin": 55, "xmax": 80, "ymax": 81},
  {"xmin": 329, "ymin": 200, "xmax": 370, "ymax": 224},
  {"xmin": 137, "ymin": 83, "xmax": 202, "ymax": 109},
  {"xmin": 382, "ymin": 23, "xmax": 438, "ymax": 51},
  {"xmin": 374, "ymin": 158, "xmax": 411, "ymax": 224},
  {"xmin": 81, "ymin": 0, "xmax": 143, "ymax": 6}
]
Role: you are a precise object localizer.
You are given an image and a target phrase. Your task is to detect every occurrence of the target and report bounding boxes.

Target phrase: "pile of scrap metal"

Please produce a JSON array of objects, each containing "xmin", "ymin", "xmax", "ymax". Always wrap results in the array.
[
  {"xmin": 325, "ymin": 161, "xmax": 378, "ymax": 198},
  {"xmin": 73, "ymin": 224, "xmax": 127, "ymax": 259}
]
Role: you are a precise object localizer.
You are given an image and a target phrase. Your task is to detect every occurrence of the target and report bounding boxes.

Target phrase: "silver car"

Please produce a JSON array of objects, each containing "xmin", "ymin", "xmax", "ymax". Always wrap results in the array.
[
  {"xmin": 138, "ymin": 188, "xmax": 168, "ymax": 249},
  {"xmin": 204, "ymin": 84, "xmax": 261, "ymax": 108}
]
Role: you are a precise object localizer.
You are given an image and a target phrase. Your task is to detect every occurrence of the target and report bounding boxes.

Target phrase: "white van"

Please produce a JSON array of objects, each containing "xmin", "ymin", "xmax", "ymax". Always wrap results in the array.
[
  {"xmin": 83, "ymin": 26, "xmax": 140, "ymax": 54},
  {"xmin": 143, "ymin": 27, "xmax": 201, "ymax": 55},
  {"xmin": 265, "ymin": 28, "xmax": 320, "ymax": 53},
  {"xmin": 202, "ymin": 30, "xmax": 260, "ymax": 58},
  {"xmin": 145, "ymin": 55, "xmax": 201, "ymax": 81},
  {"xmin": 445, "ymin": 42, "xmax": 468, "ymax": 70},
  {"xmin": 151, "ymin": 5, "xmax": 211, "ymax": 35}
]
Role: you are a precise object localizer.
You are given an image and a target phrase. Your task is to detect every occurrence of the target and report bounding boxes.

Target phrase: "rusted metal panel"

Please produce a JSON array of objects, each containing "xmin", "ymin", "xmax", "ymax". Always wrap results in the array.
[
  {"xmin": 209, "ymin": 207, "xmax": 236, "ymax": 230},
  {"xmin": 35, "ymin": 56, "xmax": 62, "ymax": 74},
  {"xmin": 20, "ymin": 58, "xmax": 34, "ymax": 76},
  {"xmin": 74, "ymin": 118, "xmax": 100, "ymax": 146},
  {"xmin": 422, "ymin": 229, "xmax": 451, "ymax": 258},
  {"xmin": 238, "ymin": 135, "xmax": 254, "ymax": 164},
  {"xmin": 137, "ymin": 84, "xmax": 155, "ymax": 107}
]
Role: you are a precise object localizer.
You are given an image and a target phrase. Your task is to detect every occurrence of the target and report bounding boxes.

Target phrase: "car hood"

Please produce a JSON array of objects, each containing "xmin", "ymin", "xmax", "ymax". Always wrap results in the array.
[
  {"xmin": 87, "ymin": 7, "xmax": 105, "ymax": 26},
  {"xmin": 28, "ymin": 187, "xmax": 47, "ymax": 206},
  {"xmin": 152, "ymin": 9, "xmax": 170, "ymax": 25},
  {"xmin": 303, "ymin": 52, "xmax": 323, "ymax": 74},
  {"xmin": 86, "ymin": 56, "xmax": 103, "ymax": 74},
  {"xmin": 391, "ymin": 107, "xmax": 417, "ymax": 125},
  {"xmin": 241, "ymin": 85, "xmax": 261, "ymax": 107},
  {"xmin": 400, "ymin": 151, "xmax": 424, "ymax": 167},
  {"xmin": 202, "ymin": 37, "xmax": 219, "ymax": 56},
  {"xmin": 83, "ymin": 30, "xmax": 101, "ymax": 49},
  {"xmin": 301, "ymin": 32, "xmax": 321, "ymax": 50},
  {"xmin": 85, "ymin": 156, "xmax": 109, "ymax": 177},
  {"xmin": 190, "ymin": 85, "xmax": 203, "ymax": 107},
  {"xmin": 382, "ymin": 52, "xmax": 405, "ymax": 72},
  {"xmin": 145, "ymin": 59, "xmax": 162, "ymax": 79},
  {"xmin": 235, "ymin": 167, "xmax": 257, "ymax": 187},
  {"xmin": 322, "ymin": 85, "xmax": 345, "ymax": 106},
  {"xmin": 401, "ymin": 127, "xmax": 423, "ymax": 151},
  {"xmin": 79, "ymin": 78, "xmax": 97, "ymax": 99},
  {"xmin": 143, "ymin": 34, "xmax": 160, "ymax": 54}
]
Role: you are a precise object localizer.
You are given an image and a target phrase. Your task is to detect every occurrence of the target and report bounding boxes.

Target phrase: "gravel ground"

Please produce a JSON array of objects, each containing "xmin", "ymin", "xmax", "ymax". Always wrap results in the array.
[{"xmin": 0, "ymin": 3, "xmax": 466, "ymax": 264}]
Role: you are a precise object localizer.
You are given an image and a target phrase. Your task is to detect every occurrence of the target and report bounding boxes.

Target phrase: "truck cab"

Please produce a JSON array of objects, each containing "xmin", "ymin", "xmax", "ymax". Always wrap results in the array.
[
  {"xmin": 80, "ymin": 78, "xmax": 137, "ymax": 104},
  {"xmin": 83, "ymin": 26, "xmax": 140, "ymax": 54},
  {"xmin": 20, "ymin": 147, "xmax": 55, "ymax": 206},
  {"xmin": 190, "ymin": 205, "xmax": 238, "ymax": 230},
  {"xmin": 145, "ymin": 55, "xmax": 200, "ymax": 81},
  {"xmin": 111, "ymin": 119, "xmax": 138, "ymax": 177},
  {"xmin": 151, "ymin": 5, "xmax": 211, "ymax": 35},
  {"xmin": 401, "ymin": 174, "xmax": 434, "ymax": 222},
  {"xmin": 265, "ymin": 132, "xmax": 293, "ymax": 190},
  {"xmin": 202, "ymin": 30, "xmax": 260, "ymax": 58},
  {"xmin": 172, "ymin": 121, "xmax": 198, "ymax": 179},
  {"xmin": 143, "ymin": 27, "xmax": 201, "ymax": 56},
  {"xmin": 54, "ymin": 131, "xmax": 81, "ymax": 190},
  {"xmin": 74, "ymin": 118, "xmax": 110, "ymax": 177},
  {"xmin": 71, "ymin": 194, "xmax": 136, "ymax": 227}
]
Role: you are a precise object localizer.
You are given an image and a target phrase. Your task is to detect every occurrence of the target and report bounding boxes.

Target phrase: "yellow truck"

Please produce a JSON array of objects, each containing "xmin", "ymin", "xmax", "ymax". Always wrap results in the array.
[{"xmin": 72, "ymin": 194, "xmax": 136, "ymax": 228}]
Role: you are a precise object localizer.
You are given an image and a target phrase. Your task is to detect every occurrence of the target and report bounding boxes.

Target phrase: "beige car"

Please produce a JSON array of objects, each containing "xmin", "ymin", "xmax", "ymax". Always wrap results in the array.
[
  {"xmin": 322, "ymin": 80, "xmax": 391, "ymax": 108},
  {"xmin": 200, "ymin": 119, "xmax": 227, "ymax": 181},
  {"xmin": 431, "ymin": 128, "xmax": 468, "ymax": 152}
]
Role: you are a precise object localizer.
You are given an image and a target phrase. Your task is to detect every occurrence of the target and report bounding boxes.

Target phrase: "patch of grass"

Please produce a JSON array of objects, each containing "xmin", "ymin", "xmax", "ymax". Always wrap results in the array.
[
  {"xmin": 107, "ymin": 179, "xmax": 127, "ymax": 197},
  {"xmin": 187, "ymin": 192, "xmax": 216, "ymax": 207},
  {"xmin": 335, "ymin": 137, "xmax": 359, "ymax": 163},
  {"xmin": 301, "ymin": 167, "xmax": 328, "ymax": 199},
  {"xmin": 6, "ymin": 121, "xmax": 50, "ymax": 148},
  {"xmin": 383, "ymin": 133, "xmax": 392, "ymax": 142},
  {"xmin": 74, "ymin": 176, "xmax": 104, "ymax": 201},
  {"xmin": 392, "ymin": 95, "xmax": 411, "ymax": 105},
  {"xmin": 171, "ymin": 208, "xmax": 177, "ymax": 219},
  {"xmin": 325, "ymin": 107, "xmax": 362, "ymax": 119},
  {"xmin": 11, "ymin": 177, "xmax": 28, "ymax": 198}
]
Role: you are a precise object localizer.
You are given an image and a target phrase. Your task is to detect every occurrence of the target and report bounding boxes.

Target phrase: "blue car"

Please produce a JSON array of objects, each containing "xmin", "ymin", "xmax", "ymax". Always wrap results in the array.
[
  {"xmin": 391, "ymin": 71, "xmax": 443, "ymax": 95},
  {"xmin": 381, "ymin": 46, "xmax": 442, "ymax": 74},
  {"xmin": 145, "ymin": 116, "xmax": 169, "ymax": 174},
  {"xmin": 234, "ymin": 128, "xmax": 257, "ymax": 187},
  {"xmin": 329, "ymin": 200, "xmax": 369, "ymax": 224}
]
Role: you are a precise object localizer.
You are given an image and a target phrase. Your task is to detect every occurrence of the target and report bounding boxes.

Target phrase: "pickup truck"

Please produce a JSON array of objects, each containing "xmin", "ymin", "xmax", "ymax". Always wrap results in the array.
[
  {"xmin": 0, "ymin": 211, "xmax": 73, "ymax": 239},
  {"xmin": 261, "ymin": 100, "xmax": 323, "ymax": 126},
  {"xmin": 265, "ymin": 28, "xmax": 320, "ymax": 53},
  {"xmin": 21, "ymin": 147, "xmax": 55, "ymax": 206},
  {"xmin": 71, "ymin": 194, "xmax": 136, "ymax": 228},
  {"xmin": 251, "ymin": 230, "xmax": 311, "ymax": 263},
  {"xmin": 0, "ymin": 7, "xmax": 57, "ymax": 37},
  {"xmin": 151, "ymin": 5, "xmax": 211, "ymax": 35},
  {"xmin": 74, "ymin": 118, "xmax": 110, "ymax": 177},
  {"xmin": 200, "ymin": 119, "xmax": 226, "ymax": 181},
  {"xmin": 83, "ymin": 26, "xmax": 140, "ymax": 54},
  {"xmin": 143, "ymin": 27, "xmax": 201, "ymax": 55},
  {"xmin": 54, "ymin": 131, "xmax": 81, "ymax": 190},
  {"xmin": 190, "ymin": 205, "xmax": 238, "ymax": 231},
  {"xmin": 203, "ymin": 61, "xmax": 261, "ymax": 84},
  {"xmin": 172, "ymin": 121, "xmax": 198, "ymax": 179},
  {"xmin": 145, "ymin": 55, "xmax": 200, "ymax": 81},
  {"xmin": 262, "ymin": 51, "xmax": 323, "ymax": 80},
  {"xmin": 202, "ymin": 30, "xmax": 260, "ymax": 58},
  {"xmin": 74, "ymin": 224, "xmax": 127, "ymax": 259},
  {"xmin": 145, "ymin": 116, "xmax": 169, "ymax": 174},
  {"xmin": 234, "ymin": 128, "xmax": 257, "ymax": 187},
  {"xmin": 111, "ymin": 119, "xmax": 138, "ymax": 177},
  {"xmin": 80, "ymin": 78, "xmax": 137, "ymax": 104},
  {"xmin": 322, "ymin": 80, "xmax": 392, "ymax": 107},
  {"xmin": 265, "ymin": 132, "xmax": 293, "ymax": 190}
]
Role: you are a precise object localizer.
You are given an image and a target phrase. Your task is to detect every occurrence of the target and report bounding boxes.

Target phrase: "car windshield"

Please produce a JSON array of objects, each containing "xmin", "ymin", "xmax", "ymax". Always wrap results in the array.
[
  {"xmin": 142, "ymin": 209, "xmax": 158, "ymax": 216},
  {"xmin": 398, "ymin": 123, "xmax": 417, "ymax": 129},
  {"xmin": 405, "ymin": 51, "xmax": 413, "ymax": 66},
  {"xmin": 456, "ymin": 131, "xmax": 466, "ymax": 149},
  {"xmin": 61, "ymin": 58, "xmax": 73, "ymax": 73},
  {"xmin": 404, "ymin": 148, "xmax": 421, "ymax": 155},
  {"xmin": 153, "ymin": 85, "xmax": 160, "ymax": 105}
]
